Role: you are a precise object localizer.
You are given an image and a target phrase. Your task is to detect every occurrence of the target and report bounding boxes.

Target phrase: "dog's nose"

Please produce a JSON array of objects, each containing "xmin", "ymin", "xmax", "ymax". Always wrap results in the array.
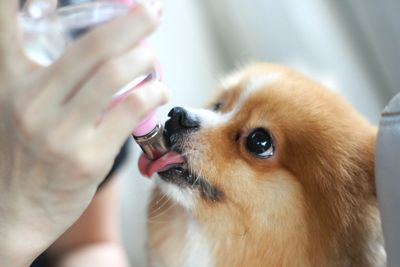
[{"xmin": 165, "ymin": 107, "xmax": 200, "ymax": 134}]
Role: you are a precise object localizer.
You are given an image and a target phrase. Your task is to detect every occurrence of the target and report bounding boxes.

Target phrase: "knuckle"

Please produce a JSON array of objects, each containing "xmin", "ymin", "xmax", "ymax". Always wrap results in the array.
[
  {"xmin": 128, "ymin": 90, "xmax": 148, "ymax": 109},
  {"xmin": 42, "ymin": 134, "xmax": 67, "ymax": 156},
  {"xmin": 97, "ymin": 61, "xmax": 126, "ymax": 88},
  {"xmin": 146, "ymin": 82, "xmax": 169, "ymax": 106},
  {"xmin": 118, "ymin": 93, "xmax": 149, "ymax": 121},
  {"xmin": 124, "ymin": 82, "xmax": 169, "ymax": 114},
  {"xmin": 12, "ymin": 102, "xmax": 38, "ymax": 137},
  {"xmin": 156, "ymin": 84, "xmax": 169, "ymax": 105},
  {"xmin": 70, "ymin": 152, "xmax": 100, "ymax": 178}
]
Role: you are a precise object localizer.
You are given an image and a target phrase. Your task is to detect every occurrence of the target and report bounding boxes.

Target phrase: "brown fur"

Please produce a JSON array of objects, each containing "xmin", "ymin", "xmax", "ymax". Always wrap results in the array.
[{"xmin": 147, "ymin": 64, "xmax": 384, "ymax": 267}]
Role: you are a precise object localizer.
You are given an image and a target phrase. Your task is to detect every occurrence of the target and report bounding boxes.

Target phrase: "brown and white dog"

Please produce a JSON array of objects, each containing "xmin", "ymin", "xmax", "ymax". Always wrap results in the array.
[{"xmin": 139, "ymin": 64, "xmax": 385, "ymax": 267}]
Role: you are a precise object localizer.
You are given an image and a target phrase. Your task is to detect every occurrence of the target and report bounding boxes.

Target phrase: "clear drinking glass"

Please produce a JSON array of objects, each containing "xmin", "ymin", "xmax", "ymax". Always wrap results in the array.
[
  {"xmin": 19, "ymin": 0, "xmax": 132, "ymax": 66},
  {"xmin": 18, "ymin": 0, "xmax": 158, "ymax": 95}
]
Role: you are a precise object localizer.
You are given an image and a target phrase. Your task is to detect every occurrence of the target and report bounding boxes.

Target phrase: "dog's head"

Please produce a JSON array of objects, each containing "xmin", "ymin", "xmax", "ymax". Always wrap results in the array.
[{"xmin": 142, "ymin": 63, "xmax": 379, "ymax": 264}]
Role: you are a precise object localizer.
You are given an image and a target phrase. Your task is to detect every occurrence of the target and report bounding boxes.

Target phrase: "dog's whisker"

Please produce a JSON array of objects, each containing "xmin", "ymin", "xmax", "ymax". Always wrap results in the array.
[
  {"xmin": 147, "ymin": 194, "xmax": 170, "ymax": 218},
  {"xmin": 147, "ymin": 193, "xmax": 188, "ymax": 223},
  {"xmin": 147, "ymin": 192, "xmax": 175, "ymax": 219}
]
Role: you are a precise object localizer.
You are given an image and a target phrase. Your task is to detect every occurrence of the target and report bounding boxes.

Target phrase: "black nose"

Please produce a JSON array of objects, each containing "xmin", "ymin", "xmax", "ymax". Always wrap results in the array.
[{"xmin": 165, "ymin": 107, "xmax": 200, "ymax": 134}]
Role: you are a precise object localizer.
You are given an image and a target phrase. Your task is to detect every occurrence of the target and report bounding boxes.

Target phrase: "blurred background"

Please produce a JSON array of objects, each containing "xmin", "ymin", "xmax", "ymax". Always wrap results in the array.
[{"xmin": 118, "ymin": 0, "xmax": 400, "ymax": 266}]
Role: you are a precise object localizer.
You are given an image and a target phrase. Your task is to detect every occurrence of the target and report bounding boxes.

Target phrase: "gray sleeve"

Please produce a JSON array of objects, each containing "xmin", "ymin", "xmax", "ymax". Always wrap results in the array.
[{"xmin": 376, "ymin": 93, "xmax": 400, "ymax": 267}]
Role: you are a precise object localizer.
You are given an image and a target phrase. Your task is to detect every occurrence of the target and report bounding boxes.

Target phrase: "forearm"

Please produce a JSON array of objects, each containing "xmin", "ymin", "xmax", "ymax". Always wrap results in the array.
[
  {"xmin": 0, "ymin": 218, "xmax": 50, "ymax": 267},
  {"xmin": 55, "ymin": 242, "xmax": 130, "ymax": 267},
  {"xmin": 0, "ymin": 181, "xmax": 96, "ymax": 267},
  {"xmin": 49, "ymin": 179, "xmax": 129, "ymax": 267},
  {"xmin": 0, "ymin": 233, "xmax": 41, "ymax": 267}
]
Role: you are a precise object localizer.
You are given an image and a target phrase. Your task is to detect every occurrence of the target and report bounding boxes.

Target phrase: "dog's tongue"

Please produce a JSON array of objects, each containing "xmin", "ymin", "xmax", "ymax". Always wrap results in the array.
[{"xmin": 138, "ymin": 151, "xmax": 185, "ymax": 177}]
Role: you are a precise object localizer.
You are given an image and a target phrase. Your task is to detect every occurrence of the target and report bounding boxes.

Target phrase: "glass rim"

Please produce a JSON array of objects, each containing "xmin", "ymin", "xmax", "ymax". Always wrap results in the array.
[{"xmin": 19, "ymin": 1, "xmax": 130, "ymax": 33}]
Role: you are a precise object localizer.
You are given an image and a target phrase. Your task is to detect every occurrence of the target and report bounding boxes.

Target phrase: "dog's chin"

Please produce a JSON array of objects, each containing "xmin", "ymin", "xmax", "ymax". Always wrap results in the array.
[
  {"xmin": 157, "ymin": 161, "xmax": 224, "ymax": 202},
  {"xmin": 157, "ymin": 163, "xmax": 200, "ymax": 188}
]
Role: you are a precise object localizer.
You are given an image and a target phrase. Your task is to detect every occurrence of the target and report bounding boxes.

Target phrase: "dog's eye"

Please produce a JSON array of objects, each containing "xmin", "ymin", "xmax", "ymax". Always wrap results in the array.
[
  {"xmin": 246, "ymin": 128, "xmax": 274, "ymax": 158},
  {"xmin": 211, "ymin": 102, "xmax": 224, "ymax": 111}
]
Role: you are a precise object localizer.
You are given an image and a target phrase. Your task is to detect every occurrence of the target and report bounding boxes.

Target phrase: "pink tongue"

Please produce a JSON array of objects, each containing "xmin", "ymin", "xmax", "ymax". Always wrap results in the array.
[{"xmin": 138, "ymin": 151, "xmax": 185, "ymax": 177}]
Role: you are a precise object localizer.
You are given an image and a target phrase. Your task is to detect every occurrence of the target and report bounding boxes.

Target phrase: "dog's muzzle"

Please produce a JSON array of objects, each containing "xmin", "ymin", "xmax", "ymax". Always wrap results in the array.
[{"xmin": 164, "ymin": 107, "xmax": 200, "ymax": 140}]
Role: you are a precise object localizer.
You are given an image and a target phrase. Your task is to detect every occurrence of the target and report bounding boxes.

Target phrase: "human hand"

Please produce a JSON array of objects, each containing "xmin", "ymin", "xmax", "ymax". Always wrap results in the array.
[{"xmin": 0, "ymin": 1, "xmax": 166, "ymax": 266}]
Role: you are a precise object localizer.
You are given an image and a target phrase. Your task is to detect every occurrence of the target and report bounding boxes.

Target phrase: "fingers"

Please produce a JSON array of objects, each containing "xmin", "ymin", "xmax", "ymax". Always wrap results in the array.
[
  {"xmin": 63, "ymin": 45, "xmax": 156, "ymax": 123},
  {"xmin": 0, "ymin": 0, "xmax": 28, "ymax": 76},
  {"xmin": 0, "ymin": 1, "xmax": 19, "ymax": 36},
  {"xmin": 45, "ymin": 2, "xmax": 161, "ymax": 103},
  {"xmin": 96, "ymin": 81, "xmax": 168, "ymax": 146}
]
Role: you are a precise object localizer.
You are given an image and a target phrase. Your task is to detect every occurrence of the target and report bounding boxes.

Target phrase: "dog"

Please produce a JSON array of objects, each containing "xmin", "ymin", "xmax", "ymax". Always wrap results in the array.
[{"xmin": 139, "ymin": 63, "xmax": 385, "ymax": 267}]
